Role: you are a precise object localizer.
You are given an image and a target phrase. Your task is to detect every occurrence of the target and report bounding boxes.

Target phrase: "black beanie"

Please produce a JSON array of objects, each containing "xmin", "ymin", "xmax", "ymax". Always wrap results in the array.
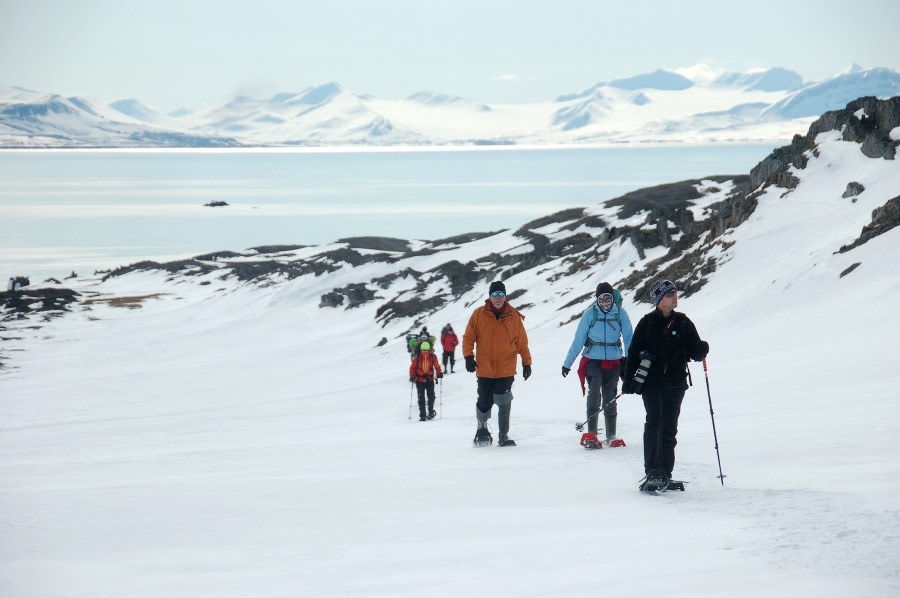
[
  {"xmin": 489, "ymin": 281, "xmax": 506, "ymax": 295},
  {"xmin": 596, "ymin": 282, "xmax": 614, "ymax": 298}
]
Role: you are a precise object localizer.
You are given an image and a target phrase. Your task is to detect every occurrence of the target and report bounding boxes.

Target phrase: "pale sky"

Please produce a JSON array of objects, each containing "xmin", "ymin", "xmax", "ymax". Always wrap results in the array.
[{"xmin": 1, "ymin": 0, "xmax": 897, "ymax": 112}]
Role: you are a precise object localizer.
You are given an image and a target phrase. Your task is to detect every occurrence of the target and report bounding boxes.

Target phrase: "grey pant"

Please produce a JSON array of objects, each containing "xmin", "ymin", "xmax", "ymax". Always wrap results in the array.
[{"xmin": 586, "ymin": 361, "xmax": 620, "ymax": 422}]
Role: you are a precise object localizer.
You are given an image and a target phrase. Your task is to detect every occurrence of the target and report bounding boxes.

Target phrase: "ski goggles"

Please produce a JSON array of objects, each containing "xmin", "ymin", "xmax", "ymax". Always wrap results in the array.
[
  {"xmin": 597, "ymin": 293, "xmax": 613, "ymax": 304},
  {"xmin": 490, "ymin": 291, "xmax": 505, "ymax": 297}
]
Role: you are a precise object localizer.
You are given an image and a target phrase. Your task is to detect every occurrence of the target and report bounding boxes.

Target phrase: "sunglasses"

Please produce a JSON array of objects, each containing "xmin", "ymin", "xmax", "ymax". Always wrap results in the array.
[
  {"xmin": 664, "ymin": 289, "xmax": 677, "ymax": 297},
  {"xmin": 490, "ymin": 291, "xmax": 505, "ymax": 297}
]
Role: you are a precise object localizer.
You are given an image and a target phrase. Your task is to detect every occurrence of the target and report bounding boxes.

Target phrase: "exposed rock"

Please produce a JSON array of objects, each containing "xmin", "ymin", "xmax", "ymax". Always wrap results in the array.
[
  {"xmin": 840, "ymin": 263, "xmax": 862, "ymax": 278},
  {"xmin": 750, "ymin": 134, "xmax": 812, "ymax": 189},
  {"xmin": 837, "ymin": 194, "xmax": 900, "ymax": 253},
  {"xmin": 320, "ymin": 283, "xmax": 376, "ymax": 309},
  {"xmin": 843, "ymin": 182, "xmax": 866, "ymax": 198},
  {"xmin": 430, "ymin": 231, "xmax": 501, "ymax": 246},
  {"xmin": 249, "ymin": 244, "xmax": 307, "ymax": 253},
  {"xmin": 203, "ymin": 200, "xmax": 229, "ymax": 207},
  {"xmin": 1, "ymin": 287, "xmax": 81, "ymax": 320},
  {"xmin": 337, "ymin": 236, "xmax": 410, "ymax": 252},
  {"xmin": 810, "ymin": 96, "xmax": 900, "ymax": 160}
]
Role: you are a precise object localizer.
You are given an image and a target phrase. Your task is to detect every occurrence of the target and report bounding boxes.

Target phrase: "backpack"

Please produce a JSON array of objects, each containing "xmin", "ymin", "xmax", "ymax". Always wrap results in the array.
[{"xmin": 584, "ymin": 288, "xmax": 625, "ymax": 349}]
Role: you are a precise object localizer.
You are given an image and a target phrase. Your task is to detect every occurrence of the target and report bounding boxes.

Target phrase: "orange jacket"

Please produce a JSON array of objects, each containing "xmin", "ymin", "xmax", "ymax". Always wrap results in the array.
[
  {"xmin": 462, "ymin": 300, "xmax": 532, "ymax": 379},
  {"xmin": 409, "ymin": 351, "xmax": 442, "ymax": 383}
]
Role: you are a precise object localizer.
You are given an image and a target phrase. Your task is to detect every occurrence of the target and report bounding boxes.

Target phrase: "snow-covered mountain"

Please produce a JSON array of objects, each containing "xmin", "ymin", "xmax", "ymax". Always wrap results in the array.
[
  {"xmin": 0, "ymin": 85, "xmax": 238, "ymax": 148},
  {"xmin": 1, "ymin": 97, "xmax": 898, "ymax": 596},
  {"xmin": 762, "ymin": 65, "xmax": 900, "ymax": 119},
  {"xmin": 2, "ymin": 65, "xmax": 899, "ymax": 147}
]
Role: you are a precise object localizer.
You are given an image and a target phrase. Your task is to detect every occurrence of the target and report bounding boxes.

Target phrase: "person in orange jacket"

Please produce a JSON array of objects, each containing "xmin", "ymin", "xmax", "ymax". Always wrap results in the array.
[
  {"xmin": 409, "ymin": 341, "xmax": 443, "ymax": 421},
  {"xmin": 462, "ymin": 281, "xmax": 532, "ymax": 446}
]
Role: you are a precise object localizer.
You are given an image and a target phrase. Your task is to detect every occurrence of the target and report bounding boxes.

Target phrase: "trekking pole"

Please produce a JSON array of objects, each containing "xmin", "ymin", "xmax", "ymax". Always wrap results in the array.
[
  {"xmin": 575, "ymin": 394, "xmax": 621, "ymax": 432},
  {"xmin": 439, "ymin": 377, "xmax": 443, "ymax": 420},
  {"xmin": 702, "ymin": 358, "xmax": 726, "ymax": 485},
  {"xmin": 408, "ymin": 382, "xmax": 414, "ymax": 421}
]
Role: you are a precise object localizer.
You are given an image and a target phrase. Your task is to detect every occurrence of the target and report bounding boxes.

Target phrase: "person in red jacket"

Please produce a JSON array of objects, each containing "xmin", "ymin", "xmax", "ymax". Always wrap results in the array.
[
  {"xmin": 440, "ymin": 323, "xmax": 459, "ymax": 373},
  {"xmin": 409, "ymin": 341, "xmax": 443, "ymax": 421}
]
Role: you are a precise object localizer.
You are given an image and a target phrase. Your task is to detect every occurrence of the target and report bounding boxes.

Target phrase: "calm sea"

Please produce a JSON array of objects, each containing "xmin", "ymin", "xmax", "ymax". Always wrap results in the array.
[{"xmin": 0, "ymin": 145, "xmax": 774, "ymax": 281}]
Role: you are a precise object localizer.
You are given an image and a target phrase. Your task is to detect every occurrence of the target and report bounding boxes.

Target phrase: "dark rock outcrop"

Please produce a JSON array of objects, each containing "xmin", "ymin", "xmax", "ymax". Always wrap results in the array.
[
  {"xmin": 838, "ymin": 194, "xmax": 900, "ymax": 253},
  {"xmin": 843, "ymin": 182, "xmax": 866, "ymax": 198},
  {"xmin": 1, "ymin": 287, "xmax": 81, "ymax": 319}
]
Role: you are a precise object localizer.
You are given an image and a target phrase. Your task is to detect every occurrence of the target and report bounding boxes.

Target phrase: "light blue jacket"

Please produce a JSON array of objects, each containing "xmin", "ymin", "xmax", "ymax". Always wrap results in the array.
[{"xmin": 563, "ymin": 302, "xmax": 634, "ymax": 368}]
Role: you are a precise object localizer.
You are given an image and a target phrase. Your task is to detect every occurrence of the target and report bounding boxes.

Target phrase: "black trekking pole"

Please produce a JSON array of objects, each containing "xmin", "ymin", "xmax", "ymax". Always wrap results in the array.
[
  {"xmin": 574, "ymin": 394, "xmax": 621, "ymax": 432},
  {"xmin": 408, "ymin": 381, "xmax": 414, "ymax": 421},
  {"xmin": 703, "ymin": 358, "xmax": 726, "ymax": 485}
]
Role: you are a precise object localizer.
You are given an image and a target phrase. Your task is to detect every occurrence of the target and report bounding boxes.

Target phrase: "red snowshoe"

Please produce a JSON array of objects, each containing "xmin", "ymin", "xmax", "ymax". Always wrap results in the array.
[{"xmin": 580, "ymin": 432, "xmax": 603, "ymax": 449}]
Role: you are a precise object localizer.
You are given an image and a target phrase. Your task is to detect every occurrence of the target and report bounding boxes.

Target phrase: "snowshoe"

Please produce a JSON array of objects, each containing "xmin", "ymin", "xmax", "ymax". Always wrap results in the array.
[
  {"xmin": 427, "ymin": 409, "xmax": 437, "ymax": 420},
  {"xmin": 666, "ymin": 480, "xmax": 686, "ymax": 491},
  {"xmin": 606, "ymin": 438, "xmax": 626, "ymax": 448},
  {"xmin": 580, "ymin": 432, "xmax": 603, "ymax": 450},
  {"xmin": 473, "ymin": 427, "xmax": 493, "ymax": 447},
  {"xmin": 639, "ymin": 469, "xmax": 669, "ymax": 493},
  {"xmin": 419, "ymin": 415, "xmax": 427, "ymax": 422},
  {"xmin": 498, "ymin": 437, "xmax": 517, "ymax": 447}
]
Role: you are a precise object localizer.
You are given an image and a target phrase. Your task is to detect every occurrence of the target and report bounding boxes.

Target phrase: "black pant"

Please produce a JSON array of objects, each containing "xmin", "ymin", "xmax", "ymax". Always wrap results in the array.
[
  {"xmin": 475, "ymin": 376, "xmax": 514, "ymax": 413},
  {"xmin": 641, "ymin": 384, "xmax": 686, "ymax": 477},
  {"xmin": 442, "ymin": 350, "xmax": 455, "ymax": 371},
  {"xmin": 416, "ymin": 380, "xmax": 436, "ymax": 416}
]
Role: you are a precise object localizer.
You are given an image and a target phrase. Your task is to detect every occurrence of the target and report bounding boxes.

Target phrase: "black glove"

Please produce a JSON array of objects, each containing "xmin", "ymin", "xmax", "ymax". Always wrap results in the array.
[
  {"xmin": 465, "ymin": 356, "xmax": 477, "ymax": 372},
  {"xmin": 561, "ymin": 366, "xmax": 570, "ymax": 378},
  {"xmin": 693, "ymin": 341, "xmax": 709, "ymax": 361},
  {"xmin": 619, "ymin": 357, "xmax": 627, "ymax": 381},
  {"xmin": 410, "ymin": 376, "xmax": 415, "ymax": 383},
  {"xmin": 523, "ymin": 364, "xmax": 532, "ymax": 380},
  {"xmin": 621, "ymin": 378, "xmax": 636, "ymax": 395},
  {"xmin": 437, "ymin": 372, "xmax": 443, "ymax": 379}
]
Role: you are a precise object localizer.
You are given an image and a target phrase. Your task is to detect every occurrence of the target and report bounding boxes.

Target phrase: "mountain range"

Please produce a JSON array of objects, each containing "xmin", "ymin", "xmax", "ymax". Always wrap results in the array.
[{"xmin": 1, "ymin": 65, "xmax": 899, "ymax": 148}]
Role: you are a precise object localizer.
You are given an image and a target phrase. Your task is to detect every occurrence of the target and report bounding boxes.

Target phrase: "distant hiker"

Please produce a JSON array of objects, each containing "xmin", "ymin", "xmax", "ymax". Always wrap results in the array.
[
  {"xmin": 562, "ymin": 282, "xmax": 633, "ymax": 447},
  {"xmin": 406, "ymin": 333, "xmax": 420, "ymax": 360},
  {"xmin": 409, "ymin": 341, "xmax": 443, "ymax": 421},
  {"xmin": 622, "ymin": 280, "xmax": 709, "ymax": 491},
  {"xmin": 462, "ymin": 281, "xmax": 532, "ymax": 447},
  {"xmin": 440, "ymin": 323, "xmax": 459, "ymax": 373},
  {"xmin": 406, "ymin": 329, "xmax": 435, "ymax": 361}
]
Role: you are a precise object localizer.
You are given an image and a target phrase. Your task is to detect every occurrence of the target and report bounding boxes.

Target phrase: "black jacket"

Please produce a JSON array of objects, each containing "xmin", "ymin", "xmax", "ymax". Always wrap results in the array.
[{"xmin": 624, "ymin": 309, "xmax": 706, "ymax": 391}]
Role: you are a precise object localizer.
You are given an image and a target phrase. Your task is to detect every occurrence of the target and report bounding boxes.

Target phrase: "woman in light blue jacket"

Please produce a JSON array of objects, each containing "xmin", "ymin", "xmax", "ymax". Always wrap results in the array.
[{"xmin": 562, "ymin": 282, "xmax": 633, "ymax": 445}]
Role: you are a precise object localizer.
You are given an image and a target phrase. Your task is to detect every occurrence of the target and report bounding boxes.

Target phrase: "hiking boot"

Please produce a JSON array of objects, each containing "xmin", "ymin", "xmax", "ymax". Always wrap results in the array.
[
  {"xmin": 427, "ymin": 409, "xmax": 437, "ymax": 420},
  {"xmin": 474, "ymin": 427, "xmax": 493, "ymax": 446},
  {"xmin": 639, "ymin": 469, "xmax": 668, "ymax": 491},
  {"xmin": 419, "ymin": 415, "xmax": 427, "ymax": 422}
]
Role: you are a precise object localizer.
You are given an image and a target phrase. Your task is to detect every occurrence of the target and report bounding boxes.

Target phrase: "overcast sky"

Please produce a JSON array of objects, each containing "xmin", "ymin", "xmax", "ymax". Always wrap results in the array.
[{"xmin": 1, "ymin": 0, "xmax": 897, "ymax": 111}]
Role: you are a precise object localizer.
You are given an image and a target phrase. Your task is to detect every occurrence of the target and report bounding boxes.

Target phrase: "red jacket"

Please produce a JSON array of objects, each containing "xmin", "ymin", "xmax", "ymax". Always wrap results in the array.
[
  {"xmin": 410, "ymin": 351, "xmax": 443, "ymax": 383},
  {"xmin": 441, "ymin": 330, "xmax": 459, "ymax": 352}
]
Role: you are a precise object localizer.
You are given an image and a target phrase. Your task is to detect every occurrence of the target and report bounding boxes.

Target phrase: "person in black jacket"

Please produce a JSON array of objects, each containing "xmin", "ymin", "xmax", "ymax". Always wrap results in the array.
[{"xmin": 622, "ymin": 280, "xmax": 709, "ymax": 488}]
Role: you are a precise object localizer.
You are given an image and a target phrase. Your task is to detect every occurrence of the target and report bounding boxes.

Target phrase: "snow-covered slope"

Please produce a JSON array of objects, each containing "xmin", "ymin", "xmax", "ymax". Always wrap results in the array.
[
  {"xmin": 1, "ymin": 99, "xmax": 899, "ymax": 597},
  {"xmin": 3, "ymin": 66, "xmax": 900, "ymax": 147}
]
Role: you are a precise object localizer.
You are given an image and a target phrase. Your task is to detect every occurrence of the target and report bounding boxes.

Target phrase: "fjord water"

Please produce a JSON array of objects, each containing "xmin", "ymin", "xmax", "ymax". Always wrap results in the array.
[{"xmin": 0, "ymin": 145, "xmax": 772, "ymax": 280}]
